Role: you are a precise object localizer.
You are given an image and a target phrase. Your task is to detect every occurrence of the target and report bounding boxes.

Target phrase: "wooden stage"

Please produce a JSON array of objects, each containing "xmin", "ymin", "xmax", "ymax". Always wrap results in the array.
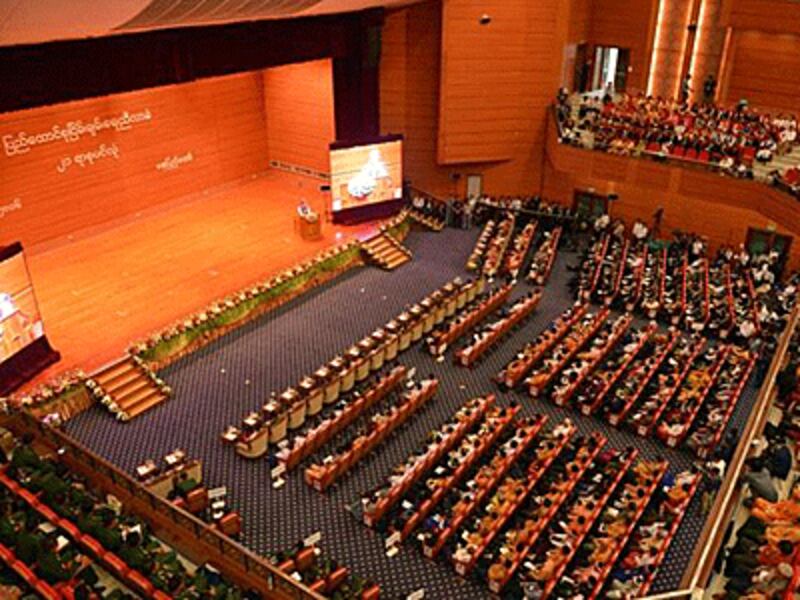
[{"xmin": 23, "ymin": 170, "xmax": 379, "ymax": 390}]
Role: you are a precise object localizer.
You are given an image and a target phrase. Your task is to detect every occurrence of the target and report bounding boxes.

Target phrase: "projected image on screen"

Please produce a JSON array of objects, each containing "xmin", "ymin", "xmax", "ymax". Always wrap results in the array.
[
  {"xmin": 0, "ymin": 253, "xmax": 44, "ymax": 364},
  {"xmin": 330, "ymin": 139, "xmax": 403, "ymax": 212}
]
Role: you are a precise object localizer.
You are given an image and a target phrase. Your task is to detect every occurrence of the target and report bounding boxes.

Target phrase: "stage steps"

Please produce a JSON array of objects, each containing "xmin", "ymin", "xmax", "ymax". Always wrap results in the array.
[
  {"xmin": 405, "ymin": 208, "xmax": 445, "ymax": 231},
  {"xmin": 91, "ymin": 357, "xmax": 171, "ymax": 421},
  {"xmin": 361, "ymin": 233, "xmax": 412, "ymax": 270}
]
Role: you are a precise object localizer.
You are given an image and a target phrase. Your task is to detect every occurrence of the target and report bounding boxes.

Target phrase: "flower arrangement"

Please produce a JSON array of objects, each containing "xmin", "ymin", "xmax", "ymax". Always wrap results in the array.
[
  {"xmin": 129, "ymin": 240, "xmax": 366, "ymax": 368},
  {"xmin": 6, "ymin": 370, "xmax": 92, "ymax": 420}
]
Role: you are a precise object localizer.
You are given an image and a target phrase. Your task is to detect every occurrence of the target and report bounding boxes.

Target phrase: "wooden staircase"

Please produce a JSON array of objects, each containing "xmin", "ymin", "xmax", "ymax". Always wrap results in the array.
[
  {"xmin": 361, "ymin": 233, "xmax": 413, "ymax": 270},
  {"xmin": 91, "ymin": 357, "xmax": 170, "ymax": 421}
]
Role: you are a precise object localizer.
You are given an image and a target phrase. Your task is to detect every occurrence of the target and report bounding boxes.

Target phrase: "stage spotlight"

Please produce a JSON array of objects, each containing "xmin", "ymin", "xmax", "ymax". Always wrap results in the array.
[{"xmin": 479, "ymin": 14, "xmax": 491, "ymax": 25}]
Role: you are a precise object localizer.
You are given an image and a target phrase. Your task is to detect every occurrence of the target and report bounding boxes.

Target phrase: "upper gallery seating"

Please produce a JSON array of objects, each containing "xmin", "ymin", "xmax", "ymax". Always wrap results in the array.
[
  {"xmin": 556, "ymin": 90, "xmax": 799, "ymax": 184},
  {"xmin": 774, "ymin": 165, "xmax": 800, "ymax": 198}
]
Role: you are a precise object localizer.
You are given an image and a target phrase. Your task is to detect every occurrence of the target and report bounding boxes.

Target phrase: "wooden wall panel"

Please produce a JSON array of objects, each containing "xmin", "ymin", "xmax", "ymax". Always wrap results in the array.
[
  {"xmin": 722, "ymin": 0, "xmax": 800, "ymax": 35},
  {"xmin": 543, "ymin": 123, "xmax": 800, "ymax": 269},
  {"xmin": 438, "ymin": 0, "xmax": 563, "ymax": 172},
  {"xmin": 0, "ymin": 71, "xmax": 268, "ymax": 248},
  {"xmin": 380, "ymin": 1, "xmax": 455, "ymax": 197},
  {"xmin": 723, "ymin": 30, "xmax": 800, "ymax": 114},
  {"xmin": 689, "ymin": 0, "xmax": 728, "ymax": 101},
  {"xmin": 263, "ymin": 59, "xmax": 336, "ymax": 175},
  {"xmin": 569, "ymin": 0, "xmax": 593, "ymax": 43},
  {"xmin": 589, "ymin": 0, "xmax": 660, "ymax": 93},
  {"xmin": 649, "ymin": 0, "xmax": 694, "ymax": 98}
]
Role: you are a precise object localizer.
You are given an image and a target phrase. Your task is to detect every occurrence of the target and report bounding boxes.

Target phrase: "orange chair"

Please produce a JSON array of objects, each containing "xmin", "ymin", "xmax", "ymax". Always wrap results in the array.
[
  {"xmin": 80, "ymin": 535, "xmax": 104, "ymax": 557},
  {"xmin": 36, "ymin": 504, "xmax": 59, "ymax": 524},
  {"xmin": 218, "ymin": 512, "xmax": 242, "ymax": 538},
  {"xmin": 362, "ymin": 584, "xmax": 381, "ymax": 599},
  {"xmin": 295, "ymin": 547, "xmax": 315, "ymax": 573},
  {"xmin": 0, "ymin": 543, "xmax": 14, "ymax": 562},
  {"xmin": 127, "ymin": 570, "xmax": 155, "ymax": 595},
  {"xmin": 277, "ymin": 558, "xmax": 295, "ymax": 573},
  {"xmin": 13, "ymin": 561, "xmax": 37, "ymax": 585},
  {"xmin": 326, "ymin": 567, "xmax": 349, "ymax": 592},
  {"xmin": 58, "ymin": 519, "xmax": 81, "ymax": 540},
  {"xmin": 185, "ymin": 488, "xmax": 209, "ymax": 514}
]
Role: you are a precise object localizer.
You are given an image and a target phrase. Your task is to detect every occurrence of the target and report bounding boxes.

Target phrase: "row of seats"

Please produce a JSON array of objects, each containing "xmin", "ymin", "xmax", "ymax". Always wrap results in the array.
[
  {"xmin": 270, "ymin": 543, "xmax": 380, "ymax": 599},
  {"xmin": 556, "ymin": 460, "xmax": 670, "ymax": 600},
  {"xmin": 504, "ymin": 221, "xmax": 538, "ymax": 278},
  {"xmin": 449, "ymin": 424, "xmax": 600, "ymax": 577},
  {"xmin": 274, "ymin": 365, "xmax": 408, "ymax": 471},
  {"xmin": 577, "ymin": 229, "xmax": 796, "ymax": 353},
  {"xmin": 516, "ymin": 299, "xmax": 757, "ymax": 457},
  {"xmin": 526, "ymin": 226, "xmax": 562, "ymax": 286},
  {"xmin": 635, "ymin": 343, "xmax": 723, "ymax": 438},
  {"xmin": 417, "ymin": 415, "xmax": 550, "ymax": 559},
  {"xmin": 575, "ymin": 231, "xmax": 613, "ymax": 300},
  {"xmin": 573, "ymin": 323, "xmax": 658, "ymax": 416},
  {"xmin": 304, "ymin": 377, "xmax": 439, "ymax": 492},
  {"xmin": 376, "ymin": 403, "xmax": 519, "ymax": 541},
  {"xmin": 655, "ymin": 345, "xmax": 744, "ymax": 447},
  {"xmin": 687, "ymin": 347, "xmax": 757, "ymax": 458},
  {"xmin": 466, "ymin": 219, "xmax": 497, "ymax": 272},
  {"xmin": 403, "ymin": 206, "xmax": 446, "ymax": 232},
  {"xmin": 2, "ymin": 439, "xmax": 244, "ymax": 598},
  {"xmin": 359, "ymin": 395, "xmax": 496, "ymax": 528},
  {"xmin": 586, "ymin": 232, "xmax": 629, "ymax": 304},
  {"xmin": 603, "ymin": 470, "xmax": 701, "ymax": 598},
  {"xmin": 0, "ymin": 482, "xmax": 97, "ymax": 600},
  {"xmin": 225, "ymin": 275, "xmax": 483, "ymax": 459},
  {"xmin": 526, "ymin": 308, "xmax": 611, "ymax": 397},
  {"xmin": 509, "ymin": 448, "xmax": 641, "ymax": 597},
  {"xmin": 611, "ymin": 335, "xmax": 704, "ymax": 428},
  {"xmin": 495, "ymin": 303, "xmax": 589, "ymax": 390},
  {"xmin": 467, "ymin": 212, "xmax": 517, "ymax": 279},
  {"xmin": 559, "ymin": 92, "xmax": 797, "ymax": 175},
  {"xmin": 454, "ymin": 290, "xmax": 542, "ymax": 367},
  {"xmin": 471, "ymin": 432, "xmax": 616, "ymax": 593},
  {"xmin": 479, "ymin": 213, "xmax": 516, "ymax": 278},
  {"xmin": 426, "ymin": 282, "xmax": 513, "ymax": 356},
  {"xmin": 549, "ymin": 313, "xmax": 634, "ymax": 406}
]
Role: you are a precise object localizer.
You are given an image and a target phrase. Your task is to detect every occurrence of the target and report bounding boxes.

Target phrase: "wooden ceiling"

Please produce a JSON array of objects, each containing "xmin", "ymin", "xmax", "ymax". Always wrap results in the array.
[{"xmin": 0, "ymin": 0, "xmax": 421, "ymax": 46}]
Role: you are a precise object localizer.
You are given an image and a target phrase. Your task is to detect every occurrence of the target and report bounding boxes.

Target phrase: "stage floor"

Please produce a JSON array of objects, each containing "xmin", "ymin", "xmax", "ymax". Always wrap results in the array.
[{"xmin": 24, "ymin": 171, "xmax": 378, "ymax": 388}]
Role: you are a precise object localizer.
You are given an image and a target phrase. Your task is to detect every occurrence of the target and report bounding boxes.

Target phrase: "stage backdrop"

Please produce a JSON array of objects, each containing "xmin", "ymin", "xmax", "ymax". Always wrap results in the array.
[{"xmin": 0, "ymin": 71, "xmax": 268, "ymax": 248}]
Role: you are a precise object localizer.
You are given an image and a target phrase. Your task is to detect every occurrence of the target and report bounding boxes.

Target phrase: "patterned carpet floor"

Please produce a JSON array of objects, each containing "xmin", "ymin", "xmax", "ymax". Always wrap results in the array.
[{"xmin": 65, "ymin": 226, "xmax": 759, "ymax": 599}]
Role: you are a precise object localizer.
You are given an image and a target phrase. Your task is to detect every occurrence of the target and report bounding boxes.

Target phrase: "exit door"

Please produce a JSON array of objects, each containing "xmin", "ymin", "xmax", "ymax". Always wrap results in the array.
[{"xmin": 592, "ymin": 46, "xmax": 630, "ymax": 92}]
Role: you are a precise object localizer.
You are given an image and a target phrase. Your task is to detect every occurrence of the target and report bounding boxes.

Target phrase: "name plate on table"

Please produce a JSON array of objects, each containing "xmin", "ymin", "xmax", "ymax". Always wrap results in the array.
[
  {"xmin": 385, "ymin": 531, "xmax": 401, "ymax": 548},
  {"xmin": 304, "ymin": 531, "xmax": 322, "ymax": 547},
  {"xmin": 209, "ymin": 486, "xmax": 227, "ymax": 499},
  {"xmin": 271, "ymin": 464, "xmax": 286, "ymax": 479},
  {"xmin": 407, "ymin": 589, "xmax": 425, "ymax": 600}
]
